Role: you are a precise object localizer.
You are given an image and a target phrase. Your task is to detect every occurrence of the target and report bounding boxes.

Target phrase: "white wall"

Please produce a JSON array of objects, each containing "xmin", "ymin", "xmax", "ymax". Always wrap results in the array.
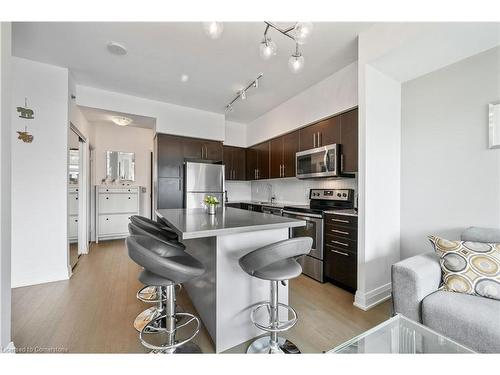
[
  {"xmin": 76, "ymin": 85, "xmax": 225, "ymax": 141},
  {"xmin": 224, "ymin": 120, "xmax": 247, "ymax": 147},
  {"xmin": 355, "ymin": 63, "xmax": 401, "ymax": 310},
  {"xmin": 90, "ymin": 122, "xmax": 154, "ymax": 219},
  {"xmin": 246, "ymin": 62, "xmax": 358, "ymax": 146},
  {"xmin": 11, "ymin": 57, "xmax": 70, "ymax": 288},
  {"xmin": 401, "ymin": 46, "xmax": 500, "ymax": 259},
  {"xmin": 0, "ymin": 22, "xmax": 12, "ymax": 351}
]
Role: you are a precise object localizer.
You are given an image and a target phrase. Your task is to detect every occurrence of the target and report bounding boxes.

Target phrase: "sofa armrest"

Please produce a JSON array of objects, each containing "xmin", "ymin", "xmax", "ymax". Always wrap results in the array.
[{"xmin": 391, "ymin": 252, "xmax": 441, "ymax": 322}]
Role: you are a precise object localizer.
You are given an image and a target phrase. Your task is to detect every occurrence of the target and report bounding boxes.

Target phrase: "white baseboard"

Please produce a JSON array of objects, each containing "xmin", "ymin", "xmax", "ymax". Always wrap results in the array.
[
  {"xmin": 3, "ymin": 342, "xmax": 15, "ymax": 353},
  {"xmin": 354, "ymin": 282, "xmax": 392, "ymax": 311}
]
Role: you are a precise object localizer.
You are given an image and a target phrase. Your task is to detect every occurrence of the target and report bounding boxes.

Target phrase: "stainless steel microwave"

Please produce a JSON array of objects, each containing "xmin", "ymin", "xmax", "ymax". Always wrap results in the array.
[{"xmin": 296, "ymin": 144, "xmax": 340, "ymax": 179}]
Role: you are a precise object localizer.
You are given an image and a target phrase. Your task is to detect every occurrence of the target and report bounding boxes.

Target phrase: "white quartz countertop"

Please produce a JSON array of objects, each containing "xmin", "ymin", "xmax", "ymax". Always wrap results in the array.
[{"xmin": 156, "ymin": 207, "xmax": 305, "ymax": 240}]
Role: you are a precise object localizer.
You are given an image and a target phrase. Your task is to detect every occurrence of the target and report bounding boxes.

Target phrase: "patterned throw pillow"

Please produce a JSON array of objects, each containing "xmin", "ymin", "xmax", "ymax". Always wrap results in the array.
[{"xmin": 428, "ymin": 236, "xmax": 500, "ymax": 301}]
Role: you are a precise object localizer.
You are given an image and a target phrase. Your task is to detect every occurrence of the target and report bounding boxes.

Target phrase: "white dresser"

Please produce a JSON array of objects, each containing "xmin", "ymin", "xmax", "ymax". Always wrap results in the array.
[
  {"xmin": 68, "ymin": 186, "xmax": 79, "ymax": 243},
  {"xmin": 95, "ymin": 185, "xmax": 141, "ymax": 242}
]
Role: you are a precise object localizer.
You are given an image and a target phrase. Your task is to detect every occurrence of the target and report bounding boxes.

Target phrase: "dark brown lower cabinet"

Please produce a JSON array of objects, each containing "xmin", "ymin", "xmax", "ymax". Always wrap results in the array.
[{"xmin": 324, "ymin": 213, "xmax": 358, "ymax": 293}]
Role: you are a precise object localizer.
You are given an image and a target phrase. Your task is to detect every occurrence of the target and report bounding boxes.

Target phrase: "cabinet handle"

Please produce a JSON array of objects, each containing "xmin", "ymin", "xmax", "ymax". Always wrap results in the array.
[
  {"xmin": 330, "ymin": 248, "xmax": 349, "ymax": 257},
  {"xmin": 331, "ymin": 218, "xmax": 349, "ymax": 223},
  {"xmin": 178, "ymin": 165, "xmax": 181, "ymax": 177},
  {"xmin": 282, "ymin": 164, "xmax": 285, "ymax": 177},
  {"xmin": 313, "ymin": 133, "xmax": 316, "ymax": 148},
  {"xmin": 318, "ymin": 132, "xmax": 322, "ymax": 147},
  {"xmin": 331, "ymin": 240, "xmax": 349, "ymax": 247},
  {"xmin": 331, "ymin": 229, "xmax": 349, "ymax": 235},
  {"xmin": 340, "ymin": 154, "xmax": 344, "ymax": 172}
]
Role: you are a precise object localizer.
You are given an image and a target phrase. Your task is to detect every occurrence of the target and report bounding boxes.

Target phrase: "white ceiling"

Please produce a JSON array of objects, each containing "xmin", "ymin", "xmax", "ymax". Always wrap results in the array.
[
  {"xmin": 78, "ymin": 106, "xmax": 156, "ymax": 129},
  {"xmin": 12, "ymin": 22, "xmax": 372, "ymax": 122}
]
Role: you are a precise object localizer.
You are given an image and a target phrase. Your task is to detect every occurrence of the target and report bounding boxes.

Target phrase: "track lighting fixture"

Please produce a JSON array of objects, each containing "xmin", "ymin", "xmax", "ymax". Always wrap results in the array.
[
  {"xmin": 259, "ymin": 37, "xmax": 277, "ymax": 60},
  {"xmin": 225, "ymin": 74, "xmax": 263, "ymax": 113},
  {"xmin": 259, "ymin": 22, "xmax": 313, "ymax": 73},
  {"xmin": 288, "ymin": 43, "xmax": 305, "ymax": 74}
]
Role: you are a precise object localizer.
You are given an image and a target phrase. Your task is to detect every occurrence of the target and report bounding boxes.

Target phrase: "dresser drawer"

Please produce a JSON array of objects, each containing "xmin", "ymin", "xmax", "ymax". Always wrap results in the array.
[
  {"xmin": 324, "ymin": 234, "xmax": 357, "ymax": 253},
  {"xmin": 324, "ymin": 224, "xmax": 357, "ymax": 240},
  {"xmin": 68, "ymin": 215, "xmax": 78, "ymax": 238},
  {"xmin": 324, "ymin": 214, "xmax": 357, "ymax": 228},
  {"xmin": 99, "ymin": 193, "xmax": 138, "ymax": 213},
  {"xmin": 98, "ymin": 214, "xmax": 131, "ymax": 235},
  {"xmin": 98, "ymin": 187, "xmax": 138, "ymax": 194},
  {"xmin": 68, "ymin": 193, "xmax": 79, "ymax": 215}
]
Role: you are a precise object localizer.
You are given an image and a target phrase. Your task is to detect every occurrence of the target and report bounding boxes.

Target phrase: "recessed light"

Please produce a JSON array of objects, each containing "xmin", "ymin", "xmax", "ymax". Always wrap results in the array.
[
  {"xmin": 181, "ymin": 74, "xmax": 189, "ymax": 83},
  {"xmin": 107, "ymin": 41, "xmax": 127, "ymax": 56},
  {"xmin": 111, "ymin": 116, "xmax": 133, "ymax": 126}
]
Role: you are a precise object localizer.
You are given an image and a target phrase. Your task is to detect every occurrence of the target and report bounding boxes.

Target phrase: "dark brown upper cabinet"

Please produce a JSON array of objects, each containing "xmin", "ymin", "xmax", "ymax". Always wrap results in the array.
[
  {"xmin": 299, "ymin": 115, "xmax": 341, "ymax": 151},
  {"xmin": 270, "ymin": 130, "xmax": 300, "ymax": 178},
  {"xmin": 223, "ymin": 146, "xmax": 246, "ymax": 180},
  {"xmin": 203, "ymin": 140, "xmax": 223, "ymax": 161},
  {"xmin": 255, "ymin": 141, "xmax": 270, "ymax": 180},
  {"xmin": 183, "ymin": 138, "xmax": 223, "ymax": 161},
  {"xmin": 339, "ymin": 108, "xmax": 358, "ymax": 172},
  {"xmin": 246, "ymin": 141, "xmax": 269, "ymax": 180}
]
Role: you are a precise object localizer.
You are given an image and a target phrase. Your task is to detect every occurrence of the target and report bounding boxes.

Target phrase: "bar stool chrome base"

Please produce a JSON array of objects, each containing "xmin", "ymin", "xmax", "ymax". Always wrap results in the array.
[
  {"xmin": 135, "ymin": 285, "xmax": 183, "ymax": 333},
  {"xmin": 140, "ymin": 312, "xmax": 201, "ymax": 354},
  {"xmin": 150, "ymin": 342, "xmax": 202, "ymax": 354},
  {"xmin": 247, "ymin": 336, "xmax": 301, "ymax": 354}
]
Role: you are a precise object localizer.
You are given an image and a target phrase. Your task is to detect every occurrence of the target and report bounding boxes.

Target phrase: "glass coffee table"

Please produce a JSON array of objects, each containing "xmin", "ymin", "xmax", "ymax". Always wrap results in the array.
[{"xmin": 330, "ymin": 314, "xmax": 475, "ymax": 354}]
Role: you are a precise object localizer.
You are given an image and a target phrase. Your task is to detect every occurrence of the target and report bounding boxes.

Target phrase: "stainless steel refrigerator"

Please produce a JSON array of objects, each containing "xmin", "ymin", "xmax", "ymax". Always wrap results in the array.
[{"xmin": 184, "ymin": 161, "xmax": 225, "ymax": 209}]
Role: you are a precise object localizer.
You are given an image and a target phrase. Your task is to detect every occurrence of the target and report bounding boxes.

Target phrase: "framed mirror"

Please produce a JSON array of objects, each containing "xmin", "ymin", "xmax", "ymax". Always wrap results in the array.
[
  {"xmin": 489, "ymin": 101, "xmax": 500, "ymax": 149},
  {"xmin": 106, "ymin": 151, "xmax": 135, "ymax": 181}
]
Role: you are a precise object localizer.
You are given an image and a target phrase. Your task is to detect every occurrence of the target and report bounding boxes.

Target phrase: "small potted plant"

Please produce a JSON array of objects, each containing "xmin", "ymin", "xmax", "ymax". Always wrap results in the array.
[{"xmin": 204, "ymin": 195, "xmax": 220, "ymax": 215}]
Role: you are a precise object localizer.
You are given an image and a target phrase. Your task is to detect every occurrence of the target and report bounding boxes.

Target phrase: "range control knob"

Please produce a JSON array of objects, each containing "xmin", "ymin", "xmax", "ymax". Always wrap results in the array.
[
  {"xmin": 337, "ymin": 193, "xmax": 342, "ymax": 197},
  {"xmin": 342, "ymin": 193, "xmax": 347, "ymax": 197}
]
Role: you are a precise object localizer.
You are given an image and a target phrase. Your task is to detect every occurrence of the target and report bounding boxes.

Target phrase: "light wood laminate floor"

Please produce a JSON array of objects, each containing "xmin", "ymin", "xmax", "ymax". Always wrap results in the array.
[{"xmin": 12, "ymin": 239, "xmax": 391, "ymax": 353}]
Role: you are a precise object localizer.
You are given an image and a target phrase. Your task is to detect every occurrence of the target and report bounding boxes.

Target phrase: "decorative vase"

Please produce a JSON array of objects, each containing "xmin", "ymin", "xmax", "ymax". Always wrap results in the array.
[{"xmin": 208, "ymin": 204, "xmax": 216, "ymax": 215}]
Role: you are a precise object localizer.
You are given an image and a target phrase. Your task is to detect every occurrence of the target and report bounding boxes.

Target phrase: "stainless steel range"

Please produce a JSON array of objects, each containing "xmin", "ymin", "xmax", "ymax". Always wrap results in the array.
[{"xmin": 282, "ymin": 188, "xmax": 354, "ymax": 282}]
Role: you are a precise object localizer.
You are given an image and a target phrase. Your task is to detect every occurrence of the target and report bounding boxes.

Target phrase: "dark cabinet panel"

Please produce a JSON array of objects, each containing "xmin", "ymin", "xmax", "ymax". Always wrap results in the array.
[
  {"xmin": 299, "ymin": 115, "xmax": 341, "ymax": 151},
  {"xmin": 246, "ymin": 147, "xmax": 258, "ymax": 180},
  {"xmin": 183, "ymin": 138, "xmax": 203, "ymax": 160},
  {"xmin": 340, "ymin": 108, "xmax": 358, "ymax": 172},
  {"xmin": 232, "ymin": 147, "xmax": 246, "ymax": 180},
  {"xmin": 282, "ymin": 131, "xmax": 299, "ymax": 177},
  {"xmin": 157, "ymin": 178, "xmax": 183, "ymax": 209},
  {"xmin": 224, "ymin": 146, "xmax": 246, "ymax": 180},
  {"xmin": 204, "ymin": 140, "xmax": 223, "ymax": 161},
  {"xmin": 255, "ymin": 141, "xmax": 270, "ymax": 180},
  {"xmin": 324, "ymin": 245, "xmax": 357, "ymax": 292},
  {"xmin": 317, "ymin": 116, "xmax": 341, "ymax": 147},
  {"xmin": 270, "ymin": 137, "xmax": 283, "ymax": 179},
  {"xmin": 299, "ymin": 122, "xmax": 321, "ymax": 151},
  {"xmin": 157, "ymin": 134, "xmax": 183, "ymax": 178}
]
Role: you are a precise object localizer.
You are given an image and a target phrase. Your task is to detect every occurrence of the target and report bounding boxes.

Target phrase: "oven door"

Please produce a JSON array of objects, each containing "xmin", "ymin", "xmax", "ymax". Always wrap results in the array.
[
  {"xmin": 282, "ymin": 210, "xmax": 323, "ymax": 260},
  {"xmin": 296, "ymin": 144, "xmax": 339, "ymax": 179}
]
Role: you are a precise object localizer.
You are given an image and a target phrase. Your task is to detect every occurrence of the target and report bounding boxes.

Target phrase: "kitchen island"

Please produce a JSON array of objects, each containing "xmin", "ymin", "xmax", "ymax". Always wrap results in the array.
[{"xmin": 155, "ymin": 207, "xmax": 305, "ymax": 353}]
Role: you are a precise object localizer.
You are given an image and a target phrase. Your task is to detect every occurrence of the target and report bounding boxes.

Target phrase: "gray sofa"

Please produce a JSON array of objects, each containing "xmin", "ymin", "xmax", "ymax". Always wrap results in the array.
[{"xmin": 392, "ymin": 227, "xmax": 500, "ymax": 353}]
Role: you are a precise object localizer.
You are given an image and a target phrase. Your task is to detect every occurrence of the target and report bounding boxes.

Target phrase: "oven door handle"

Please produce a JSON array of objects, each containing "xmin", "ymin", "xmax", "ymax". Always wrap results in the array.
[{"xmin": 282, "ymin": 210, "xmax": 323, "ymax": 219}]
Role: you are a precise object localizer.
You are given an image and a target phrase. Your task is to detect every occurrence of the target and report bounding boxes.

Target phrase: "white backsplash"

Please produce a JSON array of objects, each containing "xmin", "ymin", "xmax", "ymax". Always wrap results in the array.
[
  {"xmin": 225, "ymin": 181, "xmax": 252, "ymax": 202},
  {"xmin": 226, "ymin": 176, "xmax": 357, "ymax": 204}
]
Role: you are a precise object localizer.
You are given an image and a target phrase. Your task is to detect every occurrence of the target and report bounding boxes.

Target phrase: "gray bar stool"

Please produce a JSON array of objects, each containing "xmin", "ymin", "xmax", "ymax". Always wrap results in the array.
[
  {"xmin": 239, "ymin": 237, "xmax": 312, "ymax": 354},
  {"xmin": 128, "ymin": 222, "xmax": 186, "ymax": 333},
  {"xmin": 127, "ymin": 235, "xmax": 205, "ymax": 353},
  {"xmin": 130, "ymin": 215, "xmax": 179, "ymax": 240}
]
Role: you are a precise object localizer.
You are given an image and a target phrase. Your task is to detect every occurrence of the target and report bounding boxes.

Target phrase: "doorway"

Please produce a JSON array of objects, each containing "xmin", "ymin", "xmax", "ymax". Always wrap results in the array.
[{"xmin": 68, "ymin": 124, "xmax": 89, "ymax": 270}]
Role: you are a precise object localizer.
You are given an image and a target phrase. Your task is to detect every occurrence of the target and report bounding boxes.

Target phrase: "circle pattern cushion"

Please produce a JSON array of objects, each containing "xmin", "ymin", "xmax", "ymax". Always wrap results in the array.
[{"xmin": 428, "ymin": 235, "xmax": 500, "ymax": 301}]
